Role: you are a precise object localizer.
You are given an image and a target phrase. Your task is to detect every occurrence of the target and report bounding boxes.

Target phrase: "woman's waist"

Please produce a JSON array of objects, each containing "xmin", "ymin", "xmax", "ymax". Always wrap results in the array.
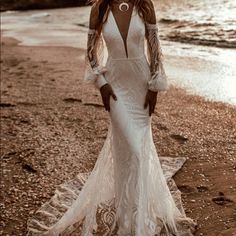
[
  {"xmin": 105, "ymin": 54, "xmax": 150, "ymax": 70},
  {"xmin": 106, "ymin": 54, "xmax": 147, "ymax": 61}
]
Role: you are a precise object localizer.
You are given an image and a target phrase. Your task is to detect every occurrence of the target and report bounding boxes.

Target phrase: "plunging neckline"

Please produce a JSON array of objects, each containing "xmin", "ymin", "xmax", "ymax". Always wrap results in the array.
[{"xmin": 109, "ymin": 4, "xmax": 135, "ymax": 58}]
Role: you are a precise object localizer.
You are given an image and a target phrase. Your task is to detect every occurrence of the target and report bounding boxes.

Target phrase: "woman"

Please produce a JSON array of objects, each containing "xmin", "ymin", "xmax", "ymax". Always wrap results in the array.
[{"xmin": 27, "ymin": 0, "xmax": 198, "ymax": 235}]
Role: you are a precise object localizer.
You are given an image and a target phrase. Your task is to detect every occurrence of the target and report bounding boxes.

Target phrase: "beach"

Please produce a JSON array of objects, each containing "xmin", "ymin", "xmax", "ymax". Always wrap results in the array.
[
  {"xmin": 1, "ymin": 36, "xmax": 236, "ymax": 235},
  {"xmin": 1, "ymin": 0, "xmax": 236, "ymax": 235}
]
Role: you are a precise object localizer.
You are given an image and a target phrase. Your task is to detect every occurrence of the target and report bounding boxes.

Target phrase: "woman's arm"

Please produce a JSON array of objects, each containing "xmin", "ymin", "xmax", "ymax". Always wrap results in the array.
[
  {"xmin": 84, "ymin": 3, "xmax": 108, "ymax": 89},
  {"xmin": 143, "ymin": 1, "xmax": 168, "ymax": 116},
  {"xmin": 144, "ymin": 1, "xmax": 168, "ymax": 92},
  {"xmin": 85, "ymin": 4, "xmax": 117, "ymax": 111}
]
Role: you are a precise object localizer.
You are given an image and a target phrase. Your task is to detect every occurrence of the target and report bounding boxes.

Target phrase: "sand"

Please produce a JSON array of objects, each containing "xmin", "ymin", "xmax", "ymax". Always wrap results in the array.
[{"xmin": 1, "ymin": 37, "xmax": 236, "ymax": 236}]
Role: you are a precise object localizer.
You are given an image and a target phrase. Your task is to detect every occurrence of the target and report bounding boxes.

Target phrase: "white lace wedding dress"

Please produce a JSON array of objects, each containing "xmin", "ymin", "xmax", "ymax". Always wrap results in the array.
[{"xmin": 27, "ymin": 4, "xmax": 197, "ymax": 236}]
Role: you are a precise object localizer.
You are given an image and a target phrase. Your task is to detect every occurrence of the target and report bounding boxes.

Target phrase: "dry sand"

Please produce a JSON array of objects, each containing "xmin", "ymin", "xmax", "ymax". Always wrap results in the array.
[{"xmin": 1, "ymin": 37, "xmax": 236, "ymax": 236}]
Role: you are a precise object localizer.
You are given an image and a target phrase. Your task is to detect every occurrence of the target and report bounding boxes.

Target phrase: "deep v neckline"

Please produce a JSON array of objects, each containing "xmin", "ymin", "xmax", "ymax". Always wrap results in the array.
[{"xmin": 109, "ymin": 4, "xmax": 135, "ymax": 58}]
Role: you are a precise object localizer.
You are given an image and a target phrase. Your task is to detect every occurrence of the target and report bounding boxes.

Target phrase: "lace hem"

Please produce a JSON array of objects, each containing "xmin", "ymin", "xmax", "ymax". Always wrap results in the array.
[
  {"xmin": 26, "ymin": 166, "xmax": 197, "ymax": 236},
  {"xmin": 26, "ymin": 124, "xmax": 198, "ymax": 236}
]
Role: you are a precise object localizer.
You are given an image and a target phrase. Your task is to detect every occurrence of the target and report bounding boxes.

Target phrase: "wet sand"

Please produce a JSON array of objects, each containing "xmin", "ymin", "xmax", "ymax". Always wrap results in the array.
[{"xmin": 1, "ymin": 37, "xmax": 236, "ymax": 235}]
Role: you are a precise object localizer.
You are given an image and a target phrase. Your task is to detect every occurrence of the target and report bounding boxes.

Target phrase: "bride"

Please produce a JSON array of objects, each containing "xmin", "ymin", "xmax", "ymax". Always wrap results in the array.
[{"xmin": 27, "ymin": 0, "xmax": 198, "ymax": 235}]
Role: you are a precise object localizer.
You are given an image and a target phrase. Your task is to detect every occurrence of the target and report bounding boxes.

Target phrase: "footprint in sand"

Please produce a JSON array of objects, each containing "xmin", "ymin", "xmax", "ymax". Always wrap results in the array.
[
  {"xmin": 4, "ymin": 58, "xmax": 20, "ymax": 67},
  {"xmin": 0, "ymin": 103, "xmax": 16, "ymax": 107},
  {"xmin": 63, "ymin": 98, "xmax": 82, "ymax": 103},
  {"xmin": 196, "ymin": 185, "xmax": 209, "ymax": 192},
  {"xmin": 212, "ymin": 192, "xmax": 234, "ymax": 206},
  {"xmin": 83, "ymin": 102, "xmax": 104, "ymax": 108},
  {"xmin": 177, "ymin": 184, "xmax": 197, "ymax": 193},
  {"xmin": 156, "ymin": 122, "xmax": 169, "ymax": 131}
]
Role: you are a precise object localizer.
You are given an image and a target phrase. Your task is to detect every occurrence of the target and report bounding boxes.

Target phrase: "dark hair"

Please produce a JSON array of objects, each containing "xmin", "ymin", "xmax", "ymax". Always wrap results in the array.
[{"xmin": 88, "ymin": 0, "xmax": 154, "ymax": 33}]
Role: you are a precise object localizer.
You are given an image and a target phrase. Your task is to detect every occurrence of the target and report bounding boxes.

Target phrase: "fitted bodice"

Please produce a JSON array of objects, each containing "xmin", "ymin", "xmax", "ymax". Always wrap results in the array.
[{"xmin": 102, "ymin": 6, "xmax": 146, "ymax": 60}]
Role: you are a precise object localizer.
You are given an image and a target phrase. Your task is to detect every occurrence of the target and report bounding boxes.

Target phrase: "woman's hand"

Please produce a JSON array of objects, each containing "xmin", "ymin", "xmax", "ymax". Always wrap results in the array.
[
  {"xmin": 144, "ymin": 89, "xmax": 158, "ymax": 116},
  {"xmin": 100, "ymin": 83, "xmax": 117, "ymax": 112}
]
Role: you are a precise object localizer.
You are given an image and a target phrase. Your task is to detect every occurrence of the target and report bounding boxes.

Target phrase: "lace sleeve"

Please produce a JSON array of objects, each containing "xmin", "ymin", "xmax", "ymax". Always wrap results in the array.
[
  {"xmin": 84, "ymin": 24, "xmax": 108, "ymax": 89},
  {"xmin": 84, "ymin": 28, "xmax": 108, "ymax": 89},
  {"xmin": 145, "ymin": 22, "xmax": 169, "ymax": 92}
]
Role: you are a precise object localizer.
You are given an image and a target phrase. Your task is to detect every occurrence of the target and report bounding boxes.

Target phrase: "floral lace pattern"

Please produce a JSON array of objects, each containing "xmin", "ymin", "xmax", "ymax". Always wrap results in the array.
[
  {"xmin": 27, "ymin": 125, "xmax": 197, "ymax": 235},
  {"xmin": 145, "ymin": 23, "xmax": 169, "ymax": 92},
  {"xmin": 84, "ymin": 28, "xmax": 108, "ymax": 89}
]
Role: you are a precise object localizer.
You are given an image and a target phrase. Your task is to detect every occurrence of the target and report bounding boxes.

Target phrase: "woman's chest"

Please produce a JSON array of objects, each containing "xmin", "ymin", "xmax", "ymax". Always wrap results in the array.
[{"xmin": 102, "ymin": 8, "xmax": 146, "ymax": 44}]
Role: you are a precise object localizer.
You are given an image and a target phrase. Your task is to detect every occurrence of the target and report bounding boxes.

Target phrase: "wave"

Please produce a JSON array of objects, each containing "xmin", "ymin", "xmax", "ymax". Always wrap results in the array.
[
  {"xmin": 160, "ymin": 18, "xmax": 217, "ymax": 27},
  {"xmin": 159, "ymin": 18, "xmax": 236, "ymax": 48},
  {"xmin": 30, "ymin": 12, "xmax": 50, "ymax": 18}
]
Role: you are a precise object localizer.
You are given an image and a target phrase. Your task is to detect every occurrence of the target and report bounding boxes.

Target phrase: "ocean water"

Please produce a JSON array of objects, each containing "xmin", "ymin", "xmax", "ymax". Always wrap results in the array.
[
  {"xmin": 157, "ymin": 0, "xmax": 236, "ymax": 48},
  {"xmin": 3, "ymin": 0, "xmax": 235, "ymax": 48},
  {"xmin": 1, "ymin": 0, "xmax": 236, "ymax": 105}
]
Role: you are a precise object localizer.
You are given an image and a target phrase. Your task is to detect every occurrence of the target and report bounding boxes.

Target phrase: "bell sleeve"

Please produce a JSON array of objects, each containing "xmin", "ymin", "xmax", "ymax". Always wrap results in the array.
[
  {"xmin": 84, "ymin": 27, "xmax": 108, "ymax": 90},
  {"xmin": 145, "ymin": 22, "xmax": 169, "ymax": 92}
]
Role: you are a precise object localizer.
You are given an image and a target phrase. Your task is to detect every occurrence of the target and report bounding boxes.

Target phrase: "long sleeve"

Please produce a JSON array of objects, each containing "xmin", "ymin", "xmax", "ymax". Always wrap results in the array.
[
  {"xmin": 84, "ymin": 27, "xmax": 108, "ymax": 90},
  {"xmin": 145, "ymin": 22, "xmax": 169, "ymax": 92}
]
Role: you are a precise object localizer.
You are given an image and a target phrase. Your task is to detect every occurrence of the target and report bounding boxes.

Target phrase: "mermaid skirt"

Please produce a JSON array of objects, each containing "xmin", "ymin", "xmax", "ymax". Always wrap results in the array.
[{"xmin": 27, "ymin": 56, "xmax": 197, "ymax": 236}]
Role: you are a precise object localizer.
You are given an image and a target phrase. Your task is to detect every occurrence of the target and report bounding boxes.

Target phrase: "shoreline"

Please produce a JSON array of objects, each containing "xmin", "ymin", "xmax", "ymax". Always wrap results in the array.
[
  {"xmin": 2, "ymin": 5, "xmax": 236, "ymax": 105},
  {"xmin": 1, "ymin": 36, "xmax": 235, "ymax": 109},
  {"xmin": 2, "ymin": 29, "xmax": 236, "ymax": 106},
  {"xmin": 1, "ymin": 37, "xmax": 236, "ymax": 235},
  {"xmin": 2, "ymin": 3, "xmax": 236, "ymax": 50}
]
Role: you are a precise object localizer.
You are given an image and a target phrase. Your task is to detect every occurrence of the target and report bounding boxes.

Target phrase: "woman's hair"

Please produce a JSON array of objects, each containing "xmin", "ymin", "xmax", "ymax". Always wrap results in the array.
[{"xmin": 87, "ymin": 0, "xmax": 155, "ymax": 33}]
